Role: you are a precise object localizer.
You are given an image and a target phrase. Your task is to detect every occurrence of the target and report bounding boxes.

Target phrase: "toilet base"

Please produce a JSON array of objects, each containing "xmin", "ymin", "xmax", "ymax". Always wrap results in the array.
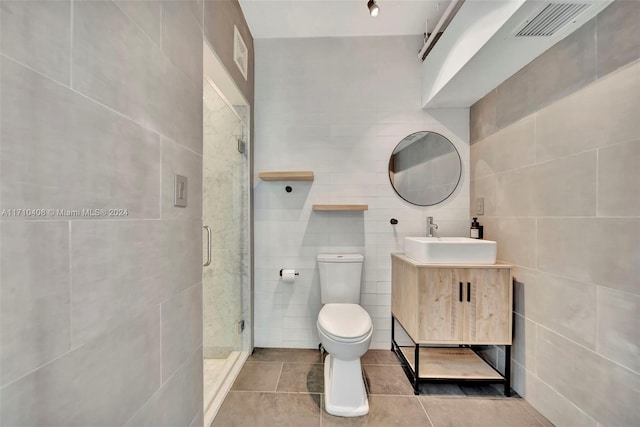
[{"xmin": 323, "ymin": 354, "xmax": 369, "ymax": 417}]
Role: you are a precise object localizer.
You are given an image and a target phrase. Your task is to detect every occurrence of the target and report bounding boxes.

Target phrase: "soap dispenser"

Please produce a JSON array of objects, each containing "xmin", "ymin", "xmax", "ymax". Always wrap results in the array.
[{"xmin": 470, "ymin": 217, "xmax": 483, "ymax": 239}]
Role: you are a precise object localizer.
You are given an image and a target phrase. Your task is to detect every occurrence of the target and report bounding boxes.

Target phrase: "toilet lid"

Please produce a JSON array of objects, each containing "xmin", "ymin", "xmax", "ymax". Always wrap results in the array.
[
  {"xmin": 318, "ymin": 304, "xmax": 372, "ymax": 341},
  {"xmin": 317, "ymin": 254, "xmax": 364, "ymax": 263}
]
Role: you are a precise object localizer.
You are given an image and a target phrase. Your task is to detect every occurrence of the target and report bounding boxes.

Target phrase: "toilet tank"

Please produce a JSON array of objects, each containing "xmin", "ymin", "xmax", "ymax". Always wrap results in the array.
[{"xmin": 317, "ymin": 254, "xmax": 364, "ymax": 304}]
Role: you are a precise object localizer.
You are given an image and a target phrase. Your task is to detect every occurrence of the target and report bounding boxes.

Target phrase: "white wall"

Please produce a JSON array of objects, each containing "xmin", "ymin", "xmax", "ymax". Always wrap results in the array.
[{"xmin": 254, "ymin": 35, "xmax": 470, "ymax": 349}]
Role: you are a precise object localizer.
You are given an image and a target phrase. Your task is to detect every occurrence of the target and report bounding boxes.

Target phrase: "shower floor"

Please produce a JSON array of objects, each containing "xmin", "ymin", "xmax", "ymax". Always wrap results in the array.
[{"xmin": 203, "ymin": 351, "xmax": 248, "ymax": 427}]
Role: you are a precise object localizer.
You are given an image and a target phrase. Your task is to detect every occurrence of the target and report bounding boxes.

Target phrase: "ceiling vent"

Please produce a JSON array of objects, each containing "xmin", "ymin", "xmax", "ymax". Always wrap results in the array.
[{"xmin": 515, "ymin": 2, "xmax": 591, "ymax": 37}]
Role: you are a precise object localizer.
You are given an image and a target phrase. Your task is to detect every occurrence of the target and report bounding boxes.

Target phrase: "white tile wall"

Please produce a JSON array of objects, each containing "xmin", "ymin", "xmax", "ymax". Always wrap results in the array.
[{"xmin": 254, "ymin": 36, "xmax": 470, "ymax": 349}]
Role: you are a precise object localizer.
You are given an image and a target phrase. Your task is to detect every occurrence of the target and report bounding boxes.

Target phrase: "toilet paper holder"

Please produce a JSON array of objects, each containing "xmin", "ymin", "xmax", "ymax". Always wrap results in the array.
[{"xmin": 279, "ymin": 269, "xmax": 299, "ymax": 277}]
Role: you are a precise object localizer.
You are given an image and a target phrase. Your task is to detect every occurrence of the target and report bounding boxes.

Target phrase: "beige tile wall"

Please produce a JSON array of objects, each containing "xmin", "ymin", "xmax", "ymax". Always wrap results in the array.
[
  {"xmin": 0, "ymin": 1, "xmax": 252, "ymax": 426},
  {"xmin": 470, "ymin": 2, "xmax": 640, "ymax": 425}
]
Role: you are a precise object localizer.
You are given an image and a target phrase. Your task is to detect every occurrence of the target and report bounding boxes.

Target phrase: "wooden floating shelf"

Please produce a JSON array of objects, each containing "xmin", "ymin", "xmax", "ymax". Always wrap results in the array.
[
  {"xmin": 258, "ymin": 171, "xmax": 314, "ymax": 181},
  {"xmin": 399, "ymin": 347, "xmax": 503, "ymax": 380},
  {"xmin": 312, "ymin": 204, "xmax": 368, "ymax": 211}
]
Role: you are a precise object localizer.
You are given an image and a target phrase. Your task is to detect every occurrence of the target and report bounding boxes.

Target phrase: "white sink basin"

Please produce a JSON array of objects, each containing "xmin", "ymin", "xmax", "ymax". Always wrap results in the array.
[{"xmin": 404, "ymin": 237, "xmax": 497, "ymax": 264}]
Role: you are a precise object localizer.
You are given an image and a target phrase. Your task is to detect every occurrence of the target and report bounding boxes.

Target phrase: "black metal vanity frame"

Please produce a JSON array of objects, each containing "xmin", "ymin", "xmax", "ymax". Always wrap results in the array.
[{"xmin": 391, "ymin": 315, "xmax": 512, "ymax": 396}]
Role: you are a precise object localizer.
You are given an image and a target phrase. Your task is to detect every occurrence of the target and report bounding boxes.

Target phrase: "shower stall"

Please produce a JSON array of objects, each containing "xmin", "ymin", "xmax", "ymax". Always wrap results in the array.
[{"xmin": 202, "ymin": 45, "xmax": 252, "ymax": 425}]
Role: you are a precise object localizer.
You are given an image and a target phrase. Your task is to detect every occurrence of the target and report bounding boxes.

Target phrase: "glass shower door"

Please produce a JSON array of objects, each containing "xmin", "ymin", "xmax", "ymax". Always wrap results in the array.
[{"xmin": 202, "ymin": 80, "xmax": 248, "ymax": 359}]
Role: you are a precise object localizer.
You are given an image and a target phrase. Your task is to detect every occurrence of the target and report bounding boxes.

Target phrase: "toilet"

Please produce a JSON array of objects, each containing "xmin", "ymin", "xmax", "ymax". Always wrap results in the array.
[{"xmin": 317, "ymin": 254, "xmax": 373, "ymax": 417}]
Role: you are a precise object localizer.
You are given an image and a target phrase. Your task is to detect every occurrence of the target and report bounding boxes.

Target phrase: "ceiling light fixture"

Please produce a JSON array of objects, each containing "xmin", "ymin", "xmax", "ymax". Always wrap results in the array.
[{"xmin": 367, "ymin": 0, "xmax": 380, "ymax": 17}]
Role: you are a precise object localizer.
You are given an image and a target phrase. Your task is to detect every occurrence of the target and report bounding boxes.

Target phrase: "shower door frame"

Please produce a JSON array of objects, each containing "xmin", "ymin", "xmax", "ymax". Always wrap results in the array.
[{"xmin": 202, "ymin": 40, "xmax": 253, "ymax": 426}]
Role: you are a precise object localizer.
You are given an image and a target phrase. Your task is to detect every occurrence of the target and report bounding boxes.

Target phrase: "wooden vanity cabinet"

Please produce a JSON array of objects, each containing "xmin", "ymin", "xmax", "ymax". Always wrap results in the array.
[
  {"xmin": 425, "ymin": 267, "xmax": 511, "ymax": 343},
  {"xmin": 391, "ymin": 253, "xmax": 513, "ymax": 395}
]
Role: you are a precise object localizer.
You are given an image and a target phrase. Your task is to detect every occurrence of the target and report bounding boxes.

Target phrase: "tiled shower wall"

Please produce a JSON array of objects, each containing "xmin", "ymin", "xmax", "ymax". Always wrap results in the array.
[
  {"xmin": 0, "ymin": 1, "xmax": 253, "ymax": 426},
  {"xmin": 254, "ymin": 35, "xmax": 470, "ymax": 350},
  {"xmin": 470, "ymin": 1, "xmax": 640, "ymax": 426}
]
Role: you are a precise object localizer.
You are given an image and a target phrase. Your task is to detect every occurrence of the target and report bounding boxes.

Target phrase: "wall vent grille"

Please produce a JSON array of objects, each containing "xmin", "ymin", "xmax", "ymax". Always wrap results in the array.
[
  {"xmin": 233, "ymin": 25, "xmax": 248, "ymax": 80},
  {"xmin": 515, "ymin": 2, "xmax": 591, "ymax": 37}
]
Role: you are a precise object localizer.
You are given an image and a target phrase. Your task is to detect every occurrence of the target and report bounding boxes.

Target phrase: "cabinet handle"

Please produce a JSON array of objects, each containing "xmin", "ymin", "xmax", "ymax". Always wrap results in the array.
[
  {"xmin": 459, "ymin": 282, "xmax": 463, "ymax": 302},
  {"xmin": 467, "ymin": 282, "xmax": 471, "ymax": 302}
]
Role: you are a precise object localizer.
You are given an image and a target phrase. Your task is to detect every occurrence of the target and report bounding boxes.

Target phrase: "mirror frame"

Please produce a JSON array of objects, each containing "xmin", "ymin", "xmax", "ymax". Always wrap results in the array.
[{"xmin": 388, "ymin": 131, "xmax": 462, "ymax": 206}]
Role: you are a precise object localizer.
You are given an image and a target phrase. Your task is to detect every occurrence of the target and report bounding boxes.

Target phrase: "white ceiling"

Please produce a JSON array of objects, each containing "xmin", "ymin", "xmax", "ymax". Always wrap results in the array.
[
  {"xmin": 238, "ymin": 0, "xmax": 451, "ymax": 39},
  {"xmin": 238, "ymin": 0, "xmax": 613, "ymax": 107},
  {"xmin": 421, "ymin": 0, "xmax": 613, "ymax": 107}
]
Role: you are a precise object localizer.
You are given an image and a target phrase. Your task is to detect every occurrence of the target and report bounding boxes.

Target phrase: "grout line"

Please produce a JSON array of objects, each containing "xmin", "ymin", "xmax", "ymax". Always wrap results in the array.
[
  {"xmin": 0, "ymin": 344, "xmax": 75, "ymax": 391},
  {"xmin": 595, "ymin": 286, "xmax": 600, "ymax": 355},
  {"xmin": 0, "ymin": 53, "xmax": 199, "ymax": 157},
  {"xmin": 165, "ymin": 134, "xmax": 203, "ymax": 157},
  {"xmin": 515, "ymin": 398, "xmax": 548, "ymax": 427},
  {"xmin": 417, "ymin": 396, "xmax": 436, "ymax": 427},
  {"xmin": 157, "ymin": 282, "xmax": 202, "ymax": 312},
  {"xmin": 159, "ymin": 137, "xmax": 163, "ymax": 221},
  {"xmin": 534, "ymin": 216, "xmax": 538, "ymax": 271},
  {"xmin": 274, "ymin": 362, "xmax": 284, "ymax": 392},
  {"xmin": 69, "ymin": 0, "xmax": 74, "ymax": 88},
  {"xmin": 595, "ymin": 146, "xmax": 599, "ymax": 217},
  {"xmin": 1, "ymin": 301, "xmax": 172, "ymax": 391},
  {"xmin": 159, "ymin": 0, "xmax": 163, "ymax": 51},
  {"xmin": 512, "ymin": 360, "xmax": 598, "ymax": 425},
  {"xmin": 201, "ymin": 0, "xmax": 205, "ymax": 32},
  {"xmin": 187, "ymin": 408, "xmax": 201, "ymax": 427},
  {"xmin": 533, "ymin": 112, "xmax": 538, "ymax": 164},
  {"xmin": 228, "ymin": 389, "xmax": 321, "ymax": 395},
  {"xmin": 362, "ymin": 392, "xmax": 423, "ymax": 398},
  {"xmin": 518, "ymin": 263, "xmax": 639, "ymax": 297},
  {"xmin": 159, "ymin": 304, "xmax": 163, "ymax": 384},
  {"xmin": 68, "ymin": 220, "xmax": 73, "ymax": 352},
  {"xmin": 536, "ymin": 323, "xmax": 640, "ymax": 376},
  {"xmin": 361, "ymin": 363, "xmax": 403, "ymax": 367},
  {"xmin": 521, "ymin": 308, "xmax": 638, "ymax": 374},
  {"xmin": 112, "ymin": 0, "xmax": 162, "ymax": 49},
  {"xmin": 125, "ymin": 345, "xmax": 203, "ymax": 427},
  {"xmin": 594, "ymin": 13, "xmax": 599, "ymax": 78},
  {"xmin": 533, "ymin": 319, "xmax": 538, "ymax": 376}
]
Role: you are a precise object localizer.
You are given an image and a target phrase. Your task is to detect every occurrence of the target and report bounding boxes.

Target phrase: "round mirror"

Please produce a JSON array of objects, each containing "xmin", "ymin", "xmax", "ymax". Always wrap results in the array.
[{"xmin": 388, "ymin": 131, "xmax": 462, "ymax": 206}]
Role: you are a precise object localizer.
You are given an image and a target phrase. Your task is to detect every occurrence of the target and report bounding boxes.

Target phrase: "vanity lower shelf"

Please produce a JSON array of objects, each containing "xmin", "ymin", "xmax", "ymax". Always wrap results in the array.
[
  {"xmin": 398, "ymin": 347, "xmax": 503, "ymax": 380},
  {"xmin": 391, "ymin": 315, "xmax": 511, "ymax": 396}
]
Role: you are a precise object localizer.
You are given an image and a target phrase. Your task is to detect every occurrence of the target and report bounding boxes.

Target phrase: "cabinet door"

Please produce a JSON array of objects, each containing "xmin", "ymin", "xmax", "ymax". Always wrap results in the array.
[
  {"xmin": 418, "ymin": 268, "xmax": 464, "ymax": 342},
  {"xmin": 392, "ymin": 256, "xmax": 419, "ymax": 339},
  {"xmin": 463, "ymin": 269, "xmax": 512, "ymax": 344}
]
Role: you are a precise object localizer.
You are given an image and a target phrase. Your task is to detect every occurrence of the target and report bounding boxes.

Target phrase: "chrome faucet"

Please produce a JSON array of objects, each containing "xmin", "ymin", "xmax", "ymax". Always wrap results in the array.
[{"xmin": 426, "ymin": 216, "xmax": 439, "ymax": 237}]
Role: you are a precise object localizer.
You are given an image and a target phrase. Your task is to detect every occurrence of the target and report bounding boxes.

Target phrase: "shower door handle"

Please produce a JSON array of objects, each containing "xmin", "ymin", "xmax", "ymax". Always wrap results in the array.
[{"xmin": 203, "ymin": 225, "xmax": 212, "ymax": 267}]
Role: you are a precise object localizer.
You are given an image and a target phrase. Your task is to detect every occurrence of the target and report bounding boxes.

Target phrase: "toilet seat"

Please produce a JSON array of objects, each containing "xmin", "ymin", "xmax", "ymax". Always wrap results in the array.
[{"xmin": 318, "ymin": 303, "xmax": 372, "ymax": 343}]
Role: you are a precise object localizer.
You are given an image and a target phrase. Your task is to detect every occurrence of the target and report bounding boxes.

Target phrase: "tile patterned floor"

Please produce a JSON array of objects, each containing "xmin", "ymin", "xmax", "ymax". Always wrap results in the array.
[{"xmin": 211, "ymin": 348, "xmax": 554, "ymax": 427}]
